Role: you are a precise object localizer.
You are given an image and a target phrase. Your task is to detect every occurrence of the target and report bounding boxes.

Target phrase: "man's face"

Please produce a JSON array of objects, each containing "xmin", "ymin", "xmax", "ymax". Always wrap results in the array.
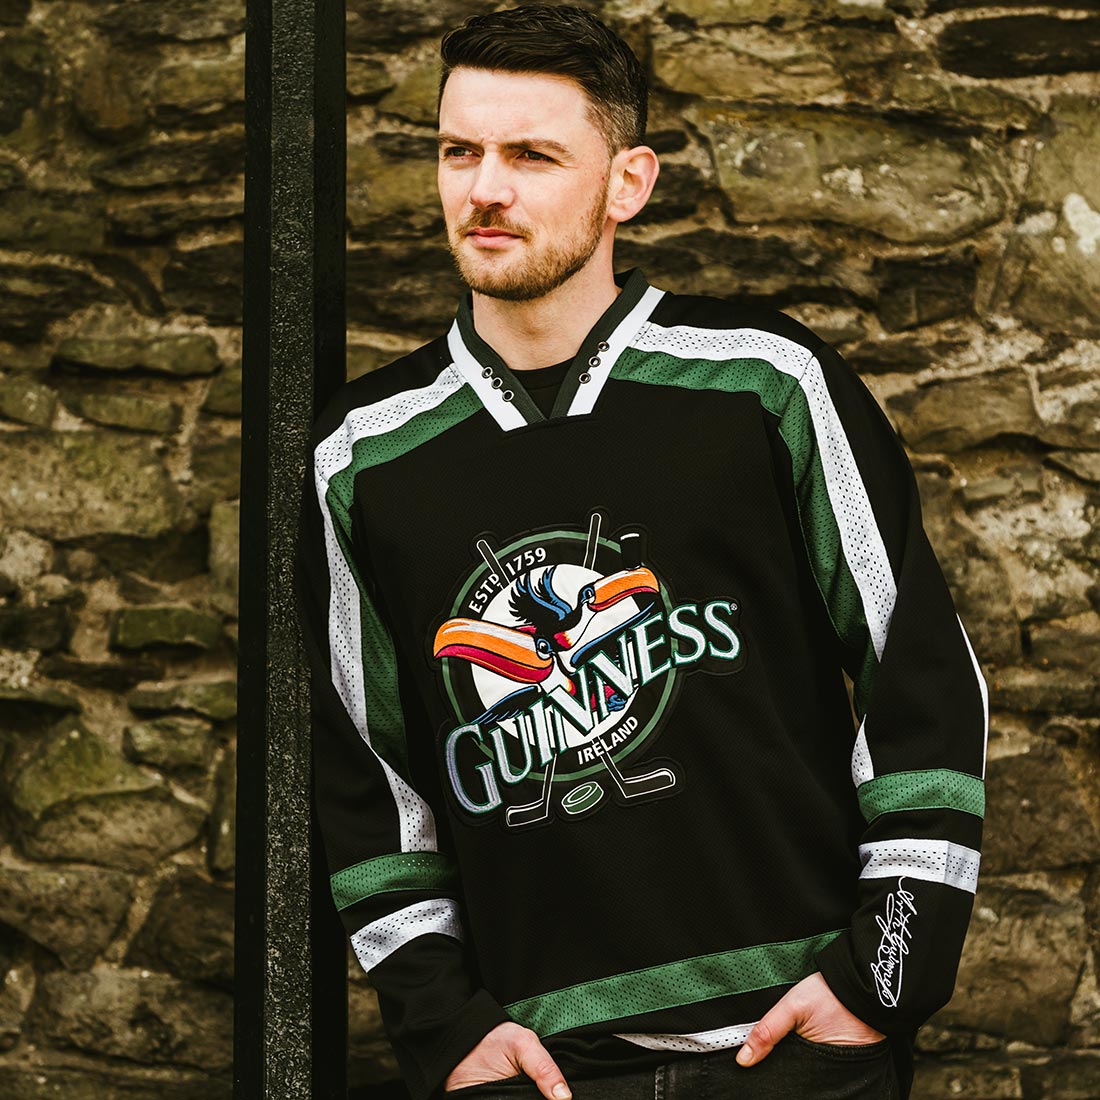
[{"xmin": 437, "ymin": 67, "xmax": 616, "ymax": 302}]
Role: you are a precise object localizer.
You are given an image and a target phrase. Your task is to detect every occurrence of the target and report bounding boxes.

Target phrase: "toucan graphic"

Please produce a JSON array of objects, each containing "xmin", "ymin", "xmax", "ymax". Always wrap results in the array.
[{"xmin": 433, "ymin": 513, "xmax": 679, "ymax": 827}]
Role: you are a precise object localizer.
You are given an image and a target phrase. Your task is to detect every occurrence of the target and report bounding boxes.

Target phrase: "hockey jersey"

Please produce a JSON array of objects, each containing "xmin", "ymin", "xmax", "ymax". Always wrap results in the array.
[{"xmin": 294, "ymin": 266, "xmax": 989, "ymax": 1100}]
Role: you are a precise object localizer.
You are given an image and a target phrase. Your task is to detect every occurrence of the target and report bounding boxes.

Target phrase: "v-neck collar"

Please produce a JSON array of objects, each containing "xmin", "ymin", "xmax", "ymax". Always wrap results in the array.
[{"xmin": 446, "ymin": 267, "xmax": 666, "ymax": 430}]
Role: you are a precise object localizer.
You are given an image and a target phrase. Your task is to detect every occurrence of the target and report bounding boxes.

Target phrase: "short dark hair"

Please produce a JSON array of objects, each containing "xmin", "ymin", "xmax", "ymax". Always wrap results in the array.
[{"xmin": 438, "ymin": 5, "xmax": 648, "ymax": 156}]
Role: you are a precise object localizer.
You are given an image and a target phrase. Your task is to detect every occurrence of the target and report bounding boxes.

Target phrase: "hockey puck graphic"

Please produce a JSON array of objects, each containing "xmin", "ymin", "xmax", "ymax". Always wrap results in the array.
[{"xmin": 561, "ymin": 780, "xmax": 604, "ymax": 815}]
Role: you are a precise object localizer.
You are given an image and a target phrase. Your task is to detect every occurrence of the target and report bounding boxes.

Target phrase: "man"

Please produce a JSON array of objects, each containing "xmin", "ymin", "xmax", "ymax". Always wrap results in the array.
[{"xmin": 295, "ymin": 7, "xmax": 988, "ymax": 1100}]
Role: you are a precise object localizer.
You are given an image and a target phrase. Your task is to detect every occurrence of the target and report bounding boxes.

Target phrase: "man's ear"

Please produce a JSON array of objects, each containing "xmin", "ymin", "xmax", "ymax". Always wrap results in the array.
[{"xmin": 606, "ymin": 146, "xmax": 660, "ymax": 226}]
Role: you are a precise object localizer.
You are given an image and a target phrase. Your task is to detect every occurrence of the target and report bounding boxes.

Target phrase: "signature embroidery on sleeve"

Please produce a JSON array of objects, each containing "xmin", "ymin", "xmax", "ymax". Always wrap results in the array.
[{"xmin": 871, "ymin": 877, "xmax": 917, "ymax": 1008}]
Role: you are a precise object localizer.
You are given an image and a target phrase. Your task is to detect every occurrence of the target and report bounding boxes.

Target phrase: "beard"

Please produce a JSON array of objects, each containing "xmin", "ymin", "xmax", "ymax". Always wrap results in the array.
[{"xmin": 446, "ymin": 180, "xmax": 610, "ymax": 303}]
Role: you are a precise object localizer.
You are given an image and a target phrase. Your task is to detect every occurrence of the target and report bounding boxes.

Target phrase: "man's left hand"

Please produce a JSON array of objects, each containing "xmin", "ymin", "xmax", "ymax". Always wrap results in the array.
[{"xmin": 735, "ymin": 972, "xmax": 886, "ymax": 1067}]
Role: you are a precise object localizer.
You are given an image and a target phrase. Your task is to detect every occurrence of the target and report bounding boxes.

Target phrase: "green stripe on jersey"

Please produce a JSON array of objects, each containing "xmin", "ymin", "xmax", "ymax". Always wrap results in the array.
[
  {"xmin": 612, "ymin": 349, "xmax": 876, "ymax": 712},
  {"xmin": 505, "ymin": 928, "xmax": 844, "ymax": 1037},
  {"xmin": 330, "ymin": 852, "xmax": 460, "ymax": 911},
  {"xmin": 322, "ymin": 385, "xmax": 482, "ymax": 781},
  {"xmin": 858, "ymin": 769, "xmax": 985, "ymax": 822}
]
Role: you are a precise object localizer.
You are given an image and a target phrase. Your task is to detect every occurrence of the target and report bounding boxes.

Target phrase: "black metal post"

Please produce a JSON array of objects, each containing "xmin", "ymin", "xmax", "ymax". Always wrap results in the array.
[{"xmin": 237, "ymin": 0, "xmax": 348, "ymax": 1095}]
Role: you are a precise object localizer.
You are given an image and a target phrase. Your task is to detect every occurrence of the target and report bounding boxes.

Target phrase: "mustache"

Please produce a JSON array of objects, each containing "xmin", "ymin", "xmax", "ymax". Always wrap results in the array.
[{"xmin": 462, "ymin": 217, "xmax": 527, "ymax": 237}]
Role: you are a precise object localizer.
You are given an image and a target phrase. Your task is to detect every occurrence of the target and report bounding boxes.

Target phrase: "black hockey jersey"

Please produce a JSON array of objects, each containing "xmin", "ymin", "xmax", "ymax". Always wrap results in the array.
[{"xmin": 295, "ymin": 267, "xmax": 988, "ymax": 1100}]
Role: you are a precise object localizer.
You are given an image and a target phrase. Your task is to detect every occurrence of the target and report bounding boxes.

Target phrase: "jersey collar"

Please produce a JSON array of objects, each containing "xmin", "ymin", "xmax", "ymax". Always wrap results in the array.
[{"xmin": 446, "ymin": 267, "xmax": 666, "ymax": 430}]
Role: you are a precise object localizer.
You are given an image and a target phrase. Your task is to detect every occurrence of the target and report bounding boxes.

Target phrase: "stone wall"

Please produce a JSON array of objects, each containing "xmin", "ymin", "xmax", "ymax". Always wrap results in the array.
[{"xmin": 0, "ymin": 0, "xmax": 1097, "ymax": 1097}]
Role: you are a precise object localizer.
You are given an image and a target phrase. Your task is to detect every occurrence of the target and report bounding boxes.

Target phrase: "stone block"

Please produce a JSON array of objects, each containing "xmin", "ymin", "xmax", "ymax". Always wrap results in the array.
[
  {"xmin": 1047, "ymin": 451, "xmax": 1100, "ymax": 485},
  {"xmin": 884, "ymin": 71, "xmax": 1041, "ymax": 131},
  {"xmin": 983, "ymin": 730, "xmax": 1100, "ymax": 873},
  {"xmin": 107, "ymin": 190, "xmax": 243, "ymax": 242},
  {"xmin": 0, "ymin": 685, "xmax": 80, "ymax": 731},
  {"xmin": 71, "ymin": 50, "xmax": 146, "ymax": 143},
  {"xmin": 37, "ymin": 653, "xmax": 164, "ymax": 692},
  {"xmin": 909, "ymin": 1057, "xmax": 1022, "ymax": 1099},
  {"xmin": 0, "ymin": 258, "xmax": 125, "ymax": 344},
  {"xmin": 95, "ymin": 0, "xmax": 244, "ymax": 43},
  {"xmin": 937, "ymin": 15, "xmax": 1100, "ymax": 79},
  {"xmin": 31, "ymin": 967, "xmax": 232, "ymax": 1069},
  {"xmin": 685, "ymin": 104, "xmax": 1010, "ymax": 244},
  {"xmin": 162, "ymin": 239, "xmax": 243, "ymax": 325},
  {"xmin": 53, "ymin": 333, "xmax": 221, "ymax": 377},
  {"xmin": 0, "ymin": 1064, "xmax": 230, "ymax": 1100},
  {"xmin": 6, "ymin": 717, "xmax": 206, "ymax": 871},
  {"xmin": 0, "ymin": 430, "xmax": 180, "ymax": 540},
  {"xmin": 151, "ymin": 50, "xmax": 245, "ymax": 125},
  {"xmin": 936, "ymin": 875, "xmax": 1088, "ymax": 1045},
  {"xmin": 887, "ymin": 370, "xmax": 1039, "ymax": 452},
  {"xmin": 63, "ymin": 390, "xmax": 182, "ymax": 434},
  {"xmin": 124, "ymin": 715, "xmax": 214, "ymax": 771},
  {"xmin": 874, "ymin": 251, "xmax": 978, "ymax": 333},
  {"xmin": 208, "ymin": 500, "xmax": 238, "ymax": 617},
  {"xmin": 127, "ymin": 679, "xmax": 237, "ymax": 721},
  {"xmin": 89, "ymin": 127, "xmax": 244, "ymax": 190},
  {"xmin": 378, "ymin": 61, "xmax": 440, "ymax": 126},
  {"xmin": 988, "ymin": 667, "xmax": 1099, "ymax": 715},
  {"xmin": 1034, "ymin": 363, "xmax": 1100, "ymax": 449},
  {"xmin": 659, "ymin": 0, "xmax": 893, "ymax": 25},
  {"xmin": 190, "ymin": 434, "xmax": 241, "ymax": 509},
  {"xmin": 346, "ymin": 0, "xmax": 488, "ymax": 51},
  {"xmin": 207, "ymin": 741, "xmax": 235, "ymax": 878},
  {"xmin": 347, "ymin": 129, "xmax": 441, "ymax": 239},
  {"xmin": 0, "ymin": 859, "xmax": 132, "ymax": 969},
  {"xmin": 348, "ymin": 56, "xmax": 393, "ymax": 100},
  {"xmin": 109, "ymin": 606, "xmax": 224, "ymax": 652},
  {"xmin": 202, "ymin": 362, "xmax": 241, "ymax": 416},
  {"xmin": 653, "ymin": 26, "xmax": 846, "ymax": 102},
  {"xmin": 126, "ymin": 870, "xmax": 233, "ymax": 988},
  {"xmin": 1029, "ymin": 612, "xmax": 1100, "ymax": 672},
  {"xmin": 0, "ymin": 603, "xmax": 71, "ymax": 651},
  {"xmin": 0, "ymin": 373, "xmax": 56, "ymax": 426}
]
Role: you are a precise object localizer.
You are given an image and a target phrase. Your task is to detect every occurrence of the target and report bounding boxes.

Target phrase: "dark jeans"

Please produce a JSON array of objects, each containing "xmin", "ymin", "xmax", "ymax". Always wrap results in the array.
[{"xmin": 444, "ymin": 1034, "xmax": 898, "ymax": 1100}]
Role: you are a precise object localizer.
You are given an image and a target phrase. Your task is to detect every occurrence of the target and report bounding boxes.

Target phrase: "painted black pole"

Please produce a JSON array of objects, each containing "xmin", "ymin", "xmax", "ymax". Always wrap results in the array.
[{"xmin": 237, "ymin": 0, "xmax": 348, "ymax": 1096}]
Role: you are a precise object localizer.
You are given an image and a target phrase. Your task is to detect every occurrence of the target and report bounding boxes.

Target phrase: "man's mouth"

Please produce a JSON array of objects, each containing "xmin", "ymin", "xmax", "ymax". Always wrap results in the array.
[{"xmin": 469, "ymin": 228, "xmax": 521, "ymax": 238}]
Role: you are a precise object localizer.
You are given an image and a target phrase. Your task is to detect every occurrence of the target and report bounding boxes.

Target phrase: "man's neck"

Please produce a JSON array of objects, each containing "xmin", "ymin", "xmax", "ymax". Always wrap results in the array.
[{"xmin": 469, "ymin": 256, "xmax": 622, "ymax": 372}]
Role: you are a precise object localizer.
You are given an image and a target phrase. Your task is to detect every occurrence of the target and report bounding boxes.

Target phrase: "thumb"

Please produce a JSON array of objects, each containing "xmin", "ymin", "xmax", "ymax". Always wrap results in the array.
[
  {"xmin": 515, "ymin": 1031, "xmax": 572, "ymax": 1100},
  {"xmin": 737, "ymin": 997, "xmax": 800, "ymax": 1067}
]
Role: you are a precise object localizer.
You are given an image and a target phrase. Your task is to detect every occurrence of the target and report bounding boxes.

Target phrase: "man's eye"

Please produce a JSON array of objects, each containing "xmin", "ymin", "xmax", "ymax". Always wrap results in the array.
[
  {"xmin": 442, "ymin": 147, "xmax": 469, "ymax": 158},
  {"xmin": 523, "ymin": 150, "xmax": 550, "ymax": 162}
]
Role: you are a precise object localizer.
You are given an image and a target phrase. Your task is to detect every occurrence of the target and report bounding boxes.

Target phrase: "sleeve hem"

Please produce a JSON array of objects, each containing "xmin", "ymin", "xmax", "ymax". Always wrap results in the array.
[{"xmin": 415, "ymin": 989, "xmax": 513, "ymax": 1100}]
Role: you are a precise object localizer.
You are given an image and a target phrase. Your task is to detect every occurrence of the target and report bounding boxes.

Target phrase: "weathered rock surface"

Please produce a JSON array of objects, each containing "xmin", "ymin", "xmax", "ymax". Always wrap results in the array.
[
  {"xmin": 127, "ymin": 679, "xmax": 237, "ymax": 721},
  {"xmin": 937, "ymin": 875, "xmax": 1089, "ymax": 1045},
  {"xmin": 6, "ymin": 718, "xmax": 205, "ymax": 870},
  {"xmin": 207, "ymin": 742, "xmax": 235, "ymax": 878},
  {"xmin": 109, "ymin": 606, "xmax": 223, "ymax": 652},
  {"xmin": 208, "ymin": 501, "xmax": 238, "ymax": 617},
  {"xmin": 686, "ymin": 105, "xmax": 1010, "ymax": 244},
  {"xmin": 123, "ymin": 715, "xmax": 214, "ymax": 771},
  {"xmin": 888, "ymin": 370, "xmax": 1039, "ymax": 452},
  {"xmin": 0, "ymin": 1064, "xmax": 230, "ymax": 1100},
  {"xmin": 0, "ymin": 431, "xmax": 181, "ymax": 540},
  {"xmin": 983, "ymin": 730, "xmax": 1100, "ymax": 874},
  {"xmin": 53, "ymin": 334, "xmax": 221, "ymax": 377},
  {"xmin": 31, "ymin": 967, "xmax": 232, "ymax": 1069},
  {"xmin": 0, "ymin": 860, "xmax": 132, "ymax": 969},
  {"xmin": 126, "ymin": 870, "xmax": 233, "ymax": 988},
  {"xmin": 0, "ymin": 373, "xmax": 57, "ymax": 426}
]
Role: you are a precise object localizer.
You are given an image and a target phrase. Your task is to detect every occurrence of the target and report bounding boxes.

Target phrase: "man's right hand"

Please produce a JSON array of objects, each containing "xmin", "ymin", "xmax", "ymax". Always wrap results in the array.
[{"xmin": 443, "ymin": 1021, "xmax": 572, "ymax": 1099}]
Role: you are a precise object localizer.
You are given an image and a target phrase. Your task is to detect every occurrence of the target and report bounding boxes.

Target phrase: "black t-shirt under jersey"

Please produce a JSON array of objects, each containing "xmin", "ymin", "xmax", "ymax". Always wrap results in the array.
[{"xmin": 513, "ymin": 356, "xmax": 573, "ymax": 418}]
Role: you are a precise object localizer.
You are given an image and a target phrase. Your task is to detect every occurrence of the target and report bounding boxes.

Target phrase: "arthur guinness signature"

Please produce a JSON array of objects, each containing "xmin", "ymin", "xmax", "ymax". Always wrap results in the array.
[{"xmin": 871, "ymin": 878, "xmax": 917, "ymax": 1008}]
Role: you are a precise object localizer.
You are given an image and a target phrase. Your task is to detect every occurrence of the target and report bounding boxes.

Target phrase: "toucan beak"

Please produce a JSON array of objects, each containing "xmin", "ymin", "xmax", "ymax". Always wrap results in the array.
[
  {"xmin": 585, "ymin": 567, "xmax": 659, "ymax": 612},
  {"xmin": 433, "ymin": 618, "xmax": 553, "ymax": 683}
]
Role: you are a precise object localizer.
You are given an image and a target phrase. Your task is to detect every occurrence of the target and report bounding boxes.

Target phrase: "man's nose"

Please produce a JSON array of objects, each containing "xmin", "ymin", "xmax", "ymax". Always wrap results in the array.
[{"xmin": 468, "ymin": 154, "xmax": 514, "ymax": 209}]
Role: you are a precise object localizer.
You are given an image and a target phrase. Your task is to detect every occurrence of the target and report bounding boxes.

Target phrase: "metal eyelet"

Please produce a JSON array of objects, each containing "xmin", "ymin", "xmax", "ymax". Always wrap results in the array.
[
  {"xmin": 502, "ymin": 389, "xmax": 514, "ymax": 402},
  {"xmin": 597, "ymin": 341, "xmax": 610, "ymax": 352},
  {"xmin": 481, "ymin": 367, "xmax": 492, "ymax": 378},
  {"xmin": 578, "ymin": 372, "xmax": 591, "ymax": 384},
  {"xmin": 491, "ymin": 377, "xmax": 503, "ymax": 389},
  {"xmin": 588, "ymin": 356, "xmax": 601, "ymax": 368}
]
